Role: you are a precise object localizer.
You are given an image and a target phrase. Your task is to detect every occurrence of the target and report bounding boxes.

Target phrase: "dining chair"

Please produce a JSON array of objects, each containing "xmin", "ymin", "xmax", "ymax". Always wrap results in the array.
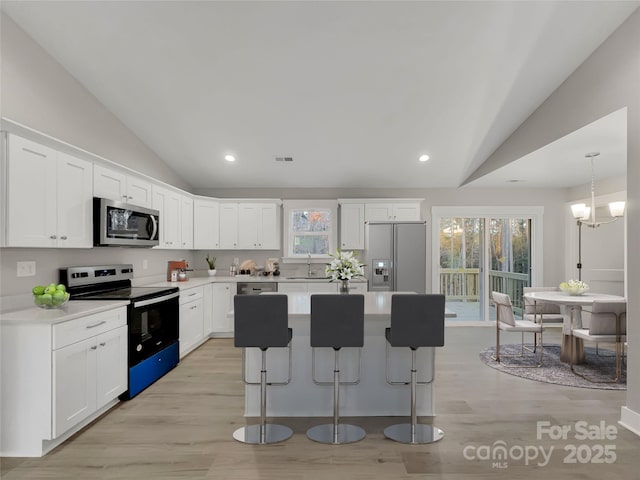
[
  {"xmin": 492, "ymin": 291, "xmax": 544, "ymax": 367},
  {"xmin": 570, "ymin": 301, "xmax": 626, "ymax": 382}
]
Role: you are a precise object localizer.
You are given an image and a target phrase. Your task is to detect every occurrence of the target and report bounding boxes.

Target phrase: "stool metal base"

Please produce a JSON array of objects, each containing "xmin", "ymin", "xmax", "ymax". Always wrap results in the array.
[
  {"xmin": 384, "ymin": 423, "xmax": 444, "ymax": 444},
  {"xmin": 306, "ymin": 423, "xmax": 366, "ymax": 445},
  {"xmin": 233, "ymin": 424, "xmax": 293, "ymax": 444}
]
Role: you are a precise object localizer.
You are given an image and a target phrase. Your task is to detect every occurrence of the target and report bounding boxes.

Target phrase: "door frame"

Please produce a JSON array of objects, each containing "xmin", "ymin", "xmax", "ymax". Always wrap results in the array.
[{"xmin": 431, "ymin": 206, "xmax": 544, "ymax": 320}]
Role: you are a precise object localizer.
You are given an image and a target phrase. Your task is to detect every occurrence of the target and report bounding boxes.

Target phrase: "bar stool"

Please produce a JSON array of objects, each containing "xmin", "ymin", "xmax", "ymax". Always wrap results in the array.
[
  {"xmin": 384, "ymin": 294, "xmax": 445, "ymax": 444},
  {"xmin": 307, "ymin": 294, "xmax": 366, "ymax": 445},
  {"xmin": 232, "ymin": 294, "xmax": 293, "ymax": 444}
]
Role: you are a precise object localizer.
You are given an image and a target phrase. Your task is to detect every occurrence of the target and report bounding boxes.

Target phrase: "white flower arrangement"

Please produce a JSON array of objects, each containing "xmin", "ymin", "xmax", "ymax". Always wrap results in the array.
[{"xmin": 325, "ymin": 250, "xmax": 365, "ymax": 282}]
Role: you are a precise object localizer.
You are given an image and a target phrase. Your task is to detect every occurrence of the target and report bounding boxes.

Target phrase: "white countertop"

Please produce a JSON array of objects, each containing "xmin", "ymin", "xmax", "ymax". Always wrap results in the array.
[
  {"xmin": 0, "ymin": 300, "xmax": 130, "ymax": 325},
  {"xmin": 233, "ymin": 291, "xmax": 456, "ymax": 318},
  {"xmin": 143, "ymin": 275, "xmax": 368, "ymax": 290}
]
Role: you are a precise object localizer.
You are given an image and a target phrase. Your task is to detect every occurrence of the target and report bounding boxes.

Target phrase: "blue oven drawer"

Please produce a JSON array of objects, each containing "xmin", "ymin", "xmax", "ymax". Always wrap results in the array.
[{"xmin": 124, "ymin": 342, "xmax": 179, "ymax": 399}]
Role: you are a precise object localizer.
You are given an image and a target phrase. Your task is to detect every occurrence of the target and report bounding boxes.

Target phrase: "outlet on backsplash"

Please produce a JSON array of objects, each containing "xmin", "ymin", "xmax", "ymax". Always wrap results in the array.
[
  {"xmin": 17, "ymin": 261, "xmax": 36, "ymax": 277},
  {"xmin": 142, "ymin": 259, "xmax": 148, "ymax": 270}
]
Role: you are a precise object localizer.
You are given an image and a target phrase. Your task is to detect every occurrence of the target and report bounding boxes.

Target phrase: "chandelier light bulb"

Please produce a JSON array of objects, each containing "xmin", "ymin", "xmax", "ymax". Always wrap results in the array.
[{"xmin": 224, "ymin": 154, "xmax": 236, "ymax": 162}]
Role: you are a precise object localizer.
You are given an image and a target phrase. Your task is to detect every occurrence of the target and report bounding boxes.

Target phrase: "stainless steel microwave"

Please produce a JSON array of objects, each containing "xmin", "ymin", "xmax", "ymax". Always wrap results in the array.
[{"xmin": 94, "ymin": 197, "xmax": 160, "ymax": 247}]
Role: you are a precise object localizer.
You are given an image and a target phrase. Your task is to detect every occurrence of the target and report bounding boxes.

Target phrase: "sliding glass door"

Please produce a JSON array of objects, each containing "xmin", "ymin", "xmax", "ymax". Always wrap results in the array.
[
  {"xmin": 487, "ymin": 218, "xmax": 531, "ymax": 319},
  {"xmin": 434, "ymin": 207, "xmax": 541, "ymax": 321},
  {"xmin": 439, "ymin": 217, "xmax": 484, "ymax": 320}
]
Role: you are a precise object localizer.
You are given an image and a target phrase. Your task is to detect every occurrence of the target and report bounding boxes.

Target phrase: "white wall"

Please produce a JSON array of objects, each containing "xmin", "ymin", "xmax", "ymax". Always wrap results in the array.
[
  {"xmin": 470, "ymin": 10, "xmax": 640, "ymax": 433},
  {"xmin": 0, "ymin": 14, "xmax": 190, "ymax": 191}
]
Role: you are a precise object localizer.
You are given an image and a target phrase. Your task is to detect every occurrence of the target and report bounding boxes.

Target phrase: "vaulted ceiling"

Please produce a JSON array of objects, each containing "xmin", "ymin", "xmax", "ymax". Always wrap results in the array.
[{"xmin": 2, "ymin": 1, "xmax": 636, "ymax": 189}]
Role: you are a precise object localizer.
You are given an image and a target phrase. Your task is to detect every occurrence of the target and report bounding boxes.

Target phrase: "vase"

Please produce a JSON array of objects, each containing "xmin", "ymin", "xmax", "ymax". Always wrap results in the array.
[
  {"xmin": 339, "ymin": 279, "xmax": 350, "ymax": 294},
  {"xmin": 207, "ymin": 269, "xmax": 217, "ymax": 277}
]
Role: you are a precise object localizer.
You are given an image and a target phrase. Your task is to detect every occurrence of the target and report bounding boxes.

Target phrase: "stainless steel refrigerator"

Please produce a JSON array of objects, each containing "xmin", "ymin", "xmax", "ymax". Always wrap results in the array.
[{"xmin": 365, "ymin": 222, "xmax": 427, "ymax": 293}]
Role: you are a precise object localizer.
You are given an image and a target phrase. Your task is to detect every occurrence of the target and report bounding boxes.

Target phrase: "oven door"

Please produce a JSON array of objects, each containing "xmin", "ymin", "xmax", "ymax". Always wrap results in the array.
[{"xmin": 129, "ymin": 292, "xmax": 179, "ymax": 366}]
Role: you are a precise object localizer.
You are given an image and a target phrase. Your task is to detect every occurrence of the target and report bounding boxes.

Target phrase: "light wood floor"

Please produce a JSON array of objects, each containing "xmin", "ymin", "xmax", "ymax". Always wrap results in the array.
[{"xmin": 2, "ymin": 327, "xmax": 638, "ymax": 479}]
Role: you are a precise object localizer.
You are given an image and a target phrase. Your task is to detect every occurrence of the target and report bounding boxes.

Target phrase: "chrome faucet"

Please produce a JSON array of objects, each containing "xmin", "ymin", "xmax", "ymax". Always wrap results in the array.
[{"xmin": 307, "ymin": 253, "xmax": 312, "ymax": 277}]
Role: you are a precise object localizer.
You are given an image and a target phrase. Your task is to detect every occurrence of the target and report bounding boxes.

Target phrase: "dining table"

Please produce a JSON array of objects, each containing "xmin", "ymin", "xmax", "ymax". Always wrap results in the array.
[{"xmin": 523, "ymin": 290, "xmax": 626, "ymax": 364}]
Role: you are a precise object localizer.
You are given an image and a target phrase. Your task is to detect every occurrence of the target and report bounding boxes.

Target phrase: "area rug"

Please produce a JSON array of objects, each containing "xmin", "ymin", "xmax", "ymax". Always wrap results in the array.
[{"xmin": 479, "ymin": 344, "xmax": 626, "ymax": 390}]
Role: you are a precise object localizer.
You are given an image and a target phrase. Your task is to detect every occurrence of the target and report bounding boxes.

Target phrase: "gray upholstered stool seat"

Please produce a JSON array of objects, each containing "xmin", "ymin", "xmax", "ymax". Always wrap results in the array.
[
  {"xmin": 384, "ymin": 294, "xmax": 445, "ymax": 444},
  {"xmin": 306, "ymin": 294, "xmax": 366, "ymax": 445},
  {"xmin": 233, "ymin": 294, "xmax": 293, "ymax": 444}
]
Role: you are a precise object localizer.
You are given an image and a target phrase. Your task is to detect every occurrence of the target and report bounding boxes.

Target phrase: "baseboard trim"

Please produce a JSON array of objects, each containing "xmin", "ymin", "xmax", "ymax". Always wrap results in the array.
[{"xmin": 619, "ymin": 406, "xmax": 640, "ymax": 437}]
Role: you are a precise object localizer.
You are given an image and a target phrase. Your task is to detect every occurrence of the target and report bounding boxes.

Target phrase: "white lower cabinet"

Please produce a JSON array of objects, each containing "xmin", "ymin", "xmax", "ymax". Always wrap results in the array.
[
  {"xmin": 53, "ymin": 324, "xmax": 127, "ymax": 437},
  {"xmin": 1, "ymin": 306, "xmax": 127, "ymax": 457},
  {"xmin": 278, "ymin": 281, "xmax": 368, "ymax": 294},
  {"xmin": 179, "ymin": 287, "xmax": 205, "ymax": 357},
  {"xmin": 211, "ymin": 282, "xmax": 234, "ymax": 336}
]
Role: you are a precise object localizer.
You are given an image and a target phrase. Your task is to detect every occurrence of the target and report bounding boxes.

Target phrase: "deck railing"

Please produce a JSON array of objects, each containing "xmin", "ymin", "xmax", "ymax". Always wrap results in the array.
[{"xmin": 440, "ymin": 268, "xmax": 529, "ymax": 314}]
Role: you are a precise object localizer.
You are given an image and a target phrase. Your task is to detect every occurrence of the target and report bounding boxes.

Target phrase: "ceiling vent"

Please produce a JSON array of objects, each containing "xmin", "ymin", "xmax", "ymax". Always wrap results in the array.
[{"xmin": 275, "ymin": 156, "xmax": 294, "ymax": 163}]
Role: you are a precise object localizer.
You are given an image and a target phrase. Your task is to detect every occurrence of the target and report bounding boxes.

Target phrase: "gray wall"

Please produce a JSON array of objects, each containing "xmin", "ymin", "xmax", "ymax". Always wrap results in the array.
[
  {"xmin": 468, "ymin": 10, "xmax": 640, "ymax": 428},
  {"xmin": 0, "ymin": 14, "xmax": 190, "ymax": 190}
]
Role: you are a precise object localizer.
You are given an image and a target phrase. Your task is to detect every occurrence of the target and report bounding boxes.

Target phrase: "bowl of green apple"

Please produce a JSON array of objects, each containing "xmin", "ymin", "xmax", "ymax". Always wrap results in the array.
[{"xmin": 33, "ymin": 283, "xmax": 70, "ymax": 309}]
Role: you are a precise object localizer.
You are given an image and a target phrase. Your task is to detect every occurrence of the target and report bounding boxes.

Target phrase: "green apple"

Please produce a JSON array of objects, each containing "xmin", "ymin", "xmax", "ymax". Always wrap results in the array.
[
  {"xmin": 38, "ymin": 293, "xmax": 53, "ymax": 305},
  {"xmin": 32, "ymin": 285, "xmax": 45, "ymax": 295},
  {"xmin": 56, "ymin": 284, "xmax": 66, "ymax": 292},
  {"xmin": 45, "ymin": 286, "xmax": 57, "ymax": 295},
  {"xmin": 52, "ymin": 291, "xmax": 66, "ymax": 305}
]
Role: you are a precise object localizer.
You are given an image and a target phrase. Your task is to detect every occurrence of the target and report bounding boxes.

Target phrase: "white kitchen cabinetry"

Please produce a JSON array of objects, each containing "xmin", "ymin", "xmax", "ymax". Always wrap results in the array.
[
  {"xmin": 219, "ymin": 202, "xmax": 280, "ymax": 250},
  {"xmin": 339, "ymin": 203, "xmax": 365, "ymax": 250},
  {"xmin": 153, "ymin": 186, "xmax": 185, "ymax": 249},
  {"xmin": 180, "ymin": 196, "xmax": 194, "ymax": 249},
  {"xmin": 93, "ymin": 164, "xmax": 153, "ymax": 208},
  {"xmin": 1, "ymin": 306, "xmax": 127, "ymax": 457},
  {"xmin": 219, "ymin": 203, "xmax": 239, "ymax": 249},
  {"xmin": 53, "ymin": 322, "xmax": 127, "ymax": 437},
  {"xmin": 278, "ymin": 281, "xmax": 367, "ymax": 294},
  {"xmin": 179, "ymin": 286, "xmax": 205, "ymax": 358},
  {"xmin": 3, "ymin": 134, "xmax": 93, "ymax": 248},
  {"xmin": 364, "ymin": 202, "xmax": 420, "ymax": 222},
  {"xmin": 211, "ymin": 282, "xmax": 234, "ymax": 337},
  {"xmin": 277, "ymin": 283, "xmax": 309, "ymax": 294},
  {"xmin": 238, "ymin": 203, "xmax": 280, "ymax": 249},
  {"xmin": 203, "ymin": 283, "xmax": 214, "ymax": 335},
  {"xmin": 193, "ymin": 198, "xmax": 220, "ymax": 249}
]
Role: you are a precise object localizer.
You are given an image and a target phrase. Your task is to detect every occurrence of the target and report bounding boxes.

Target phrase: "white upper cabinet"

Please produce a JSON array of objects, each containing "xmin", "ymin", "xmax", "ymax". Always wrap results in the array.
[
  {"xmin": 219, "ymin": 202, "xmax": 280, "ymax": 250},
  {"xmin": 238, "ymin": 203, "xmax": 280, "ymax": 250},
  {"xmin": 152, "ymin": 185, "xmax": 183, "ymax": 249},
  {"xmin": 364, "ymin": 202, "xmax": 420, "ymax": 222},
  {"xmin": 339, "ymin": 203, "xmax": 365, "ymax": 250},
  {"xmin": 3, "ymin": 134, "xmax": 92, "ymax": 248},
  {"xmin": 193, "ymin": 198, "xmax": 220, "ymax": 249},
  {"xmin": 219, "ymin": 203, "xmax": 239, "ymax": 249},
  {"xmin": 94, "ymin": 164, "xmax": 152, "ymax": 208},
  {"xmin": 180, "ymin": 196, "xmax": 194, "ymax": 249}
]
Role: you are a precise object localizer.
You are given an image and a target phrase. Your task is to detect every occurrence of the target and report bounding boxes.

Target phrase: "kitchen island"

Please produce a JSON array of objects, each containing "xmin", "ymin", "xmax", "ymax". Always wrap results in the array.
[{"xmin": 240, "ymin": 292, "xmax": 451, "ymax": 418}]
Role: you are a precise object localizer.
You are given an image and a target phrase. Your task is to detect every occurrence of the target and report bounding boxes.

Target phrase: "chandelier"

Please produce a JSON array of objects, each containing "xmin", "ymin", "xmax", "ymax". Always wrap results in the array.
[{"xmin": 570, "ymin": 152, "xmax": 625, "ymax": 228}]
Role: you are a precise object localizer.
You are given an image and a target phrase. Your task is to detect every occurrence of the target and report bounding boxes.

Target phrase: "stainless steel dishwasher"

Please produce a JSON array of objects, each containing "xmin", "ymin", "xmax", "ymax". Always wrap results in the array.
[{"xmin": 237, "ymin": 282, "xmax": 278, "ymax": 295}]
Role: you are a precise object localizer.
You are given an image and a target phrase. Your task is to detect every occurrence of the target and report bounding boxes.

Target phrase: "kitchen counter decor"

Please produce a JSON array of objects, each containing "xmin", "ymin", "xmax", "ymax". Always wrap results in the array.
[
  {"xmin": 206, "ymin": 254, "xmax": 217, "ymax": 276},
  {"xmin": 559, "ymin": 279, "xmax": 589, "ymax": 296},
  {"xmin": 325, "ymin": 250, "xmax": 365, "ymax": 294},
  {"xmin": 33, "ymin": 283, "xmax": 70, "ymax": 309}
]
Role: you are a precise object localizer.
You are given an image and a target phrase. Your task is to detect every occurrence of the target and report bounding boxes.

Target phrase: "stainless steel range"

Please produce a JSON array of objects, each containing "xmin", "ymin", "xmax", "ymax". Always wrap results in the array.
[{"xmin": 61, "ymin": 264, "xmax": 180, "ymax": 399}]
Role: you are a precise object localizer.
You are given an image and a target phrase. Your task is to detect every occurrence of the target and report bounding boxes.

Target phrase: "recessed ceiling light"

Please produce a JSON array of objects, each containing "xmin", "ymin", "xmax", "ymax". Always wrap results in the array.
[
  {"xmin": 224, "ymin": 154, "xmax": 236, "ymax": 162},
  {"xmin": 418, "ymin": 154, "xmax": 430, "ymax": 162},
  {"xmin": 507, "ymin": 179, "xmax": 523, "ymax": 183}
]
